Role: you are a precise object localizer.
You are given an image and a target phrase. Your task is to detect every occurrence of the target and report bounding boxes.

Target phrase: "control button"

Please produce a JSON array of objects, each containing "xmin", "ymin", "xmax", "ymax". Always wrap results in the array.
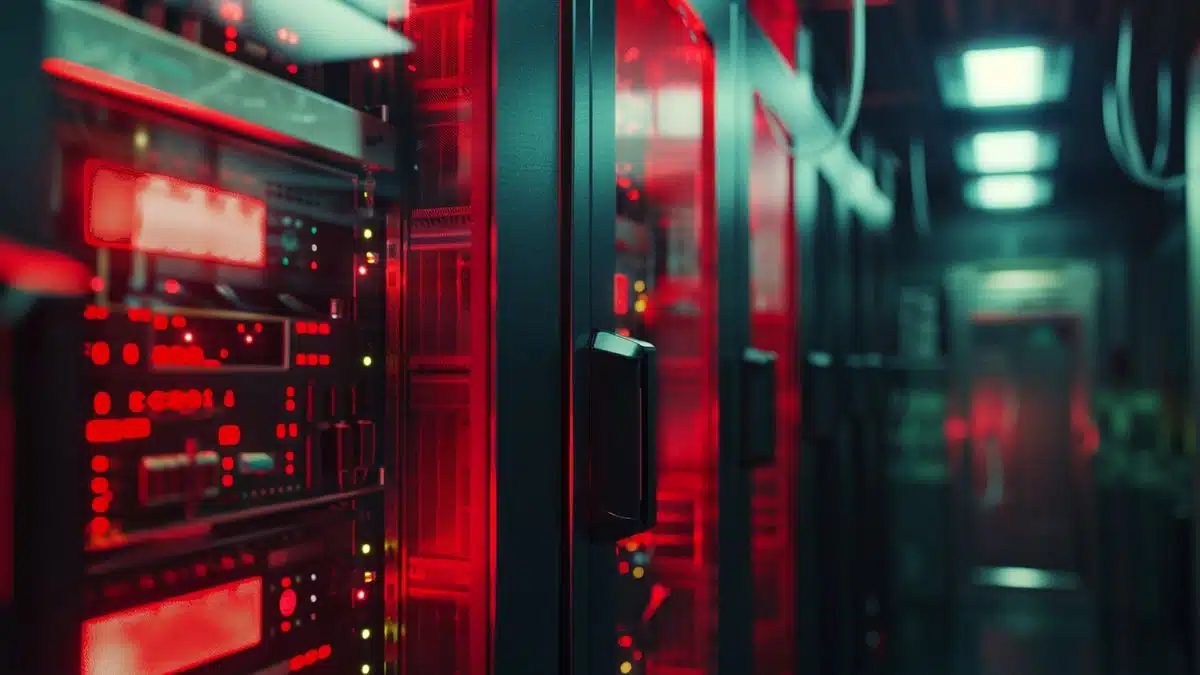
[{"xmin": 238, "ymin": 452, "xmax": 276, "ymax": 474}]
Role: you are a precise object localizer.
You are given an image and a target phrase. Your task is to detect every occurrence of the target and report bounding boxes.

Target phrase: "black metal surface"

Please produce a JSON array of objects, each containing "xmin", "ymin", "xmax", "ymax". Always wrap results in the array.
[
  {"xmin": 741, "ymin": 347, "xmax": 779, "ymax": 468},
  {"xmin": 491, "ymin": 0, "xmax": 568, "ymax": 671},
  {"xmin": 714, "ymin": 6, "xmax": 755, "ymax": 672},
  {"xmin": 3, "ymin": 2, "xmax": 83, "ymax": 673}
]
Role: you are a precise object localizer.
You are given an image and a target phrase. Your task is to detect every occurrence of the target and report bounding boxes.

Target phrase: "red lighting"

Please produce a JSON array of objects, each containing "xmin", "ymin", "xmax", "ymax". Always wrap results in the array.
[
  {"xmin": 84, "ymin": 162, "xmax": 267, "ymax": 268},
  {"xmin": 358, "ymin": 265, "xmax": 368, "ymax": 276},
  {"xmin": 225, "ymin": 26, "xmax": 238, "ymax": 39},
  {"xmin": 183, "ymin": 332, "xmax": 194, "ymax": 343},
  {"xmin": 279, "ymin": 588, "xmax": 298, "ymax": 617},
  {"xmin": 613, "ymin": 273, "xmax": 629, "ymax": 315},
  {"xmin": 287, "ymin": 64, "xmax": 299, "ymax": 75},
  {"xmin": 371, "ymin": 58, "xmax": 382, "ymax": 70},
  {"xmin": 225, "ymin": 41, "xmax": 238, "ymax": 53},
  {"xmin": 219, "ymin": 2, "xmax": 244, "ymax": 21},
  {"xmin": 82, "ymin": 578, "xmax": 263, "ymax": 675},
  {"xmin": 355, "ymin": 590, "xmax": 366, "ymax": 601}
]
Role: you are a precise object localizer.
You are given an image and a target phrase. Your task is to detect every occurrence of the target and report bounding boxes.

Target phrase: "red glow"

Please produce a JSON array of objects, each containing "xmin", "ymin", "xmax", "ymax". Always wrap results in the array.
[
  {"xmin": 279, "ymin": 588, "xmax": 298, "ymax": 617},
  {"xmin": 82, "ymin": 578, "xmax": 263, "ymax": 675},
  {"xmin": 0, "ymin": 236, "xmax": 89, "ymax": 296},
  {"xmin": 219, "ymin": 2, "xmax": 244, "ymax": 21},
  {"xmin": 86, "ymin": 418, "xmax": 151, "ymax": 444},
  {"xmin": 287, "ymin": 64, "xmax": 299, "ymax": 75},
  {"xmin": 613, "ymin": 273, "xmax": 630, "ymax": 315},
  {"xmin": 371, "ymin": 58, "xmax": 382, "ymax": 70},
  {"xmin": 218, "ymin": 425, "xmax": 241, "ymax": 446},
  {"xmin": 85, "ymin": 162, "xmax": 267, "ymax": 268}
]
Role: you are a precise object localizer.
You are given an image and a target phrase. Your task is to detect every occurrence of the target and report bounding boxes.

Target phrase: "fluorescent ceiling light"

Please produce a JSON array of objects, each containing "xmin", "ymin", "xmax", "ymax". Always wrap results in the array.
[
  {"xmin": 935, "ymin": 42, "xmax": 1071, "ymax": 110},
  {"xmin": 970, "ymin": 130, "xmax": 1046, "ymax": 173},
  {"xmin": 983, "ymin": 270, "xmax": 1063, "ymax": 292},
  {"xmin": 963, "ymin": 46, "xmax": 1045, "ymax": 108},
  {"xmin": 965, "ymin": 174, "xmax": 1052, "ymax": 211},
  {"xmin": 955, "ymin": 129, "xmax": 1060, "ymax": 173}
]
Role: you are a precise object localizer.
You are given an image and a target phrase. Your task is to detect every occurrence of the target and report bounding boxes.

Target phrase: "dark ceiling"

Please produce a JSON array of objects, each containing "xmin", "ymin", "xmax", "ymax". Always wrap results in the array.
[{"xmin": 801, "ymin": 0, "xmax": 1200, "ymax": 215}]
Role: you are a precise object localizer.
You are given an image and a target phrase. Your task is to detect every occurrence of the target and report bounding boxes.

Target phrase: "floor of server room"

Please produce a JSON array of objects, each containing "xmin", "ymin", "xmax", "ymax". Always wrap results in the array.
[{"xmin": 890, "ymin": 587, "xmax": 1191, "ymax": 675}]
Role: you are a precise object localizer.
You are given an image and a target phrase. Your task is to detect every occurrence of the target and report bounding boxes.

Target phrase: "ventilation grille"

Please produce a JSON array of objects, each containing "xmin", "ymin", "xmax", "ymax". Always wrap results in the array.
[{"xmin": 406, "ymin": 247, "xmax": 471, "ymax": 365}]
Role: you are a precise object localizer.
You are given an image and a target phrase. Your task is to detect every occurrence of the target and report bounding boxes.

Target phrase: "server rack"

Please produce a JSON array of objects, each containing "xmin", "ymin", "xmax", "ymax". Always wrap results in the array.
[{"xmin": 0, "ymin": 1, "xmax": 571, "ymax": 674}]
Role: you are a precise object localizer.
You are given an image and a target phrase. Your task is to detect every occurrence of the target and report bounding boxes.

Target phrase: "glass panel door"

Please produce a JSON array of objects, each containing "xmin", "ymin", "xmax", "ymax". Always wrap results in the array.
[
  {"xmin": 612, "ymin": 0, "xmax": 718, "ymax": 672},
  {"xmin": 748, "ymin": 97, "xmax": 798, "ymax": 675}
]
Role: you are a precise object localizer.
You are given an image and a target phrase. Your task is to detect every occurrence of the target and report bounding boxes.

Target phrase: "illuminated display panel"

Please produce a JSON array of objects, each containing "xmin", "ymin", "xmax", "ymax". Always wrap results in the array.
[
  {"xmin": 85, "ymin": 161, "xmax": 268, "ymax": 268},
  {"xmin": 82, "ymin": 577, "xmax": 264, "ymax": 675}
]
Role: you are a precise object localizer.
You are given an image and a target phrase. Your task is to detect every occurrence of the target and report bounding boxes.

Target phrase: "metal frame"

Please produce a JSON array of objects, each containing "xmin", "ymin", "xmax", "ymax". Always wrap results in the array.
[
  {"xmin": 46, "ymin": 0, "xmax": 398, "ymax": 170},
  {"xmin": 944, "ymin": 260, "xmax": 1100, "ymax": 592},
  {"xmin": 1184, "ymin": 44, "xmax": 1200, "ymax": 675},
  {"xmin": 4, "ymin": 1, "xmax": 84, "ymax": 673},
  {"xmin": 488, "ymin": 0, "xmax": 569, "ymax": 672}
]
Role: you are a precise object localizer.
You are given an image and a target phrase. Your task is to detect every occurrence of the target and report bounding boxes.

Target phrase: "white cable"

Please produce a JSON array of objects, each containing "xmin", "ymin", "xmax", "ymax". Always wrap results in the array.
[
  {"xmin": 791, "ymin": 0, "xmax": 867, "ymax": 161},
  {"xmin": 1102, "ymin": 12, "xmax": 1186, "ymax": 190}
]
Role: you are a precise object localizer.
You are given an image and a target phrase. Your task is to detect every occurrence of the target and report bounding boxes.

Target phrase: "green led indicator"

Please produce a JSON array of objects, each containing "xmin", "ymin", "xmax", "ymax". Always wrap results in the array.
[
  {"xmin": 310, "ymin": 226, "xmax": 318, "ymax": 235},
  {"xmin": 282, "ymin": 257, "xmax": 290, "ymax": 266}
]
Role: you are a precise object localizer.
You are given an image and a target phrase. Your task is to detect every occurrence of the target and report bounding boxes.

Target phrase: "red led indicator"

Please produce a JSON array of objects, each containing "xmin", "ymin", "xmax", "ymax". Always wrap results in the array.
[
  {"xmin": 278, "ymin": 588, "xmax": 298, "ymax": 617},
  {"xmin": 84, "ymin": 161, "xmax": 267, "ymax": 268}
]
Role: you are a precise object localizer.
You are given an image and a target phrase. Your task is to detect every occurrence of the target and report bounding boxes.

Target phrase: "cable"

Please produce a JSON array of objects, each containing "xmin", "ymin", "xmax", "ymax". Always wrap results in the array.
[
  {"xmin": 1101, "ymin": 12, "xmax": 1186, "ymax": 191},
  {"xmin": 791, "ymin": 0, "xmax": 867, "ymax": 161},
  {"xmin": 908, "ymin": 138, "xmax": 932, "ymax": 237}
]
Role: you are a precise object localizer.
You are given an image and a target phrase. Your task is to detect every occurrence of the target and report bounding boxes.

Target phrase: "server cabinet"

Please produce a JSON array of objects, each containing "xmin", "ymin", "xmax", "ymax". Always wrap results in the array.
[
  {"xmin": 0, "ymin": 1, "xmax": 570, "ymax": 674},
  {"xmin": 566, "ymin": 0, "xmax": 751, "ymax": 672}
]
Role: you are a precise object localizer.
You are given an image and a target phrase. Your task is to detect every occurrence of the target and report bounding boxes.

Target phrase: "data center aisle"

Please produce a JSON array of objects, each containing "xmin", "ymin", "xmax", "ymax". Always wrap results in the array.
[{"xmin": 890, "ymin": 589, "xmax": 1098, "ymax": 675}]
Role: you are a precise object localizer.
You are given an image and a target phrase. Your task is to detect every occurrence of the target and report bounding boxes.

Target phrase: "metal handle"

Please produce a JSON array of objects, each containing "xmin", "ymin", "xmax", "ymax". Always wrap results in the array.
[
  {"xmin": 741, "ymin": 347, "xmax": 779, "ymax": 467},
  {"xmin": 582, "ymin": 331, "xmax": 658, "ymax": 541}
]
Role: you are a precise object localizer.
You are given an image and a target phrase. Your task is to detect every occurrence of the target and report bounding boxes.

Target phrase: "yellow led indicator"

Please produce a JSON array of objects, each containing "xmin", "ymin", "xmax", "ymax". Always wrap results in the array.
[
  {"xmin": 633, "ymin": 280, "xmax": 646, "ymax": 293},
  {"xmin": 133, "ymin": 128, "xmax": 150, "ymax": 151},
  {"xmin": 364, "ymin": 571, "xmax": 375, "ymax": 582},
  {"xmin": 362, "ymin": 356, "xmax": 373, "ymax": 367},
  {"xmin": 361, "ymin": 543, "xmax": 372, "ymax": 554},
  {"xmin": 634, "ymin": 297, "xmax": 647, "ymax": 313},
  {"xmin": 363, "ymin": 229, "xmax": 373, "ymax": 240},
  {"xmin": 620, "ymin": 662, "xmax": 633, "ymax": 674},
  {"xmin": 624, "ymin": 541, "xmax": 638, "ymax": 552},
  {"xmin": 361, "ymin": 628, "xmax": 371, "ymax": 639},
  {"xmin": 361, "ymin": 666, "xmax": 371, "ymax": 674},
  {"xmin": 632, "ymin": 567, "xmax": 644, "ymax": 579}
]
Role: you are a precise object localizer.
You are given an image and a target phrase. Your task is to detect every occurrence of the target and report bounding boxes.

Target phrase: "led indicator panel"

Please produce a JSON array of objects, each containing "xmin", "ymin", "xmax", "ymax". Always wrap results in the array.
[
  {"xmin": 84, "ymin": 160, "xmax": 268, "ymax": 268},
  {"xmin": 148, "ymin": 316, "xmax": 289, "ymax": 371},
  {"xmin": 82, "ymin": 577, "xmax": 264, "ymax": 675}
]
